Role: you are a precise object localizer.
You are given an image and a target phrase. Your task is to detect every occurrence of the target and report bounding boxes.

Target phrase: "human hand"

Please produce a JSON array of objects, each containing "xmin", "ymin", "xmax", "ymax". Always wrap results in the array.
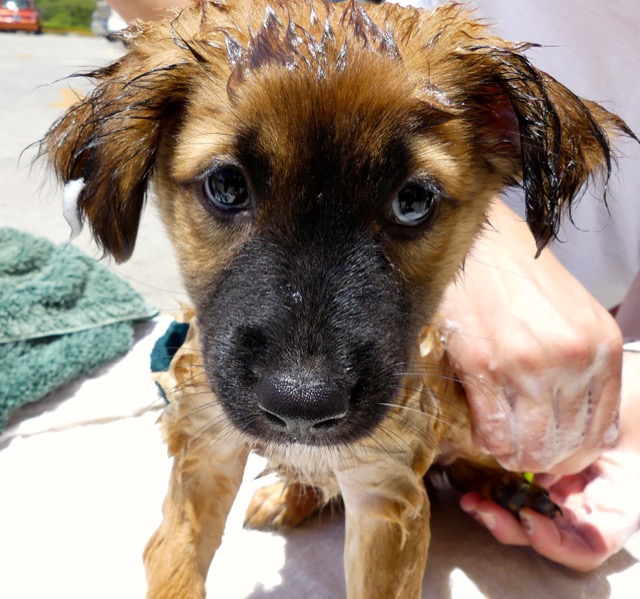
[
  {"xmin": 459, "ymin": 351, "xmax": 640, "ymax": 571},
  {"xmin": 459, "ymin": 448, "xmax": 640, "ymax": 570},
  {"xmin": 440, "ymin": 200, "xmax": 622, "ymax": 474}
]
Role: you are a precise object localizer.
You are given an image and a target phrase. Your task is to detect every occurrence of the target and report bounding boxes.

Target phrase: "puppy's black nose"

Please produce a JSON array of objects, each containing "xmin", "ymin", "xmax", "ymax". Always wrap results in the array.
[{"xmin": 256, "ymin": 372, "xmax": 349, "ymax": 437}]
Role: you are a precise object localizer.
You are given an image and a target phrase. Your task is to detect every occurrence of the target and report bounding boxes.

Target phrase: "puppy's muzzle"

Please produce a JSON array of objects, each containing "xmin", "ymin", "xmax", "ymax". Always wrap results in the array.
[
  {"xmin": 256, "ymin": 369, "xmax": 350, "ymax": 437},
  {"xmin": 197, "ymin": 229, "xmax": 410, "ymax": 447}
]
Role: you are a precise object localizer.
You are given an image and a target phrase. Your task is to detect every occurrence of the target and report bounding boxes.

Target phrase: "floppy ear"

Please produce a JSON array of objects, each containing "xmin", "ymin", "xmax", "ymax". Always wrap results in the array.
[
  {"xmin": 41, "ymin": 17, "xmax": 202, "ymax": 263},
  {"xmin": 458, "ymin": 39, "xmax": 636, "ymax": 254}
]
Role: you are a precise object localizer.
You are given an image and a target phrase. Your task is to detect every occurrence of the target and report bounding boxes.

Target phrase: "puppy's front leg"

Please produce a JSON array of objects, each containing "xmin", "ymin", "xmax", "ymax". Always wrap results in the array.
[
  {"xmin": 144, "ymin": 444, "xmax": 249, "ymax": 599},
  {"xmin": 336, "ymin": 464, "xmax": 430, "ymax": 599}
]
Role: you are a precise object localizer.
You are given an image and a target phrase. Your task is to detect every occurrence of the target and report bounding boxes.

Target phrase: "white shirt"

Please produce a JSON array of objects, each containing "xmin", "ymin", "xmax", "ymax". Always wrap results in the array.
[{"xmin": 391, "ymin": 0, "xmax": 640, "ymax": 308}]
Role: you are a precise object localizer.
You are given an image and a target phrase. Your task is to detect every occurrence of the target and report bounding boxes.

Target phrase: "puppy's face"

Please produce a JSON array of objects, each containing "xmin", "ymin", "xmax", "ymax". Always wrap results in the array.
[
  {"xmin": 156, "ymin": 4, "xmax": 499, "ymax": 447},
  {"xmin": 43, "ymin": 1, "xmax": 631, "ymax": 449}
]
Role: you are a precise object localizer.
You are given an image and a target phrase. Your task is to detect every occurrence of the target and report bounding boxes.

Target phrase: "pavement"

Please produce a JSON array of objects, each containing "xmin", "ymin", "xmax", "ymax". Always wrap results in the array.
[
  {"xmin": 0, "ymin": 31, "xmax": 187, "ymax": 313},
  {"xmin": 0, "ymin": 31, "xmax": 188, "ymax": 599},
  {"xmin": 2, "ymin": 30, "xmax": 640, "ymax": 599}
]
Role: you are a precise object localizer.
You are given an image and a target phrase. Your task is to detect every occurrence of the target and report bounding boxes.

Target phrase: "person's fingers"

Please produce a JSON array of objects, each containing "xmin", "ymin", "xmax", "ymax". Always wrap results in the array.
[
  {"xmin": 444, "ymin": 332, "xmax": 517, "ymax": 461},
  {"xmin": 465, "ymin": 354, "xmax": 620, "ymax": 474},
  {"xmin": 461, "ymin": 493, "xmax": 623, "ymax": 571},
  {"xmin": 460, "ymin": 493, "xmax": 529, "ymax": 546},
  {"xmin": 549, "ymin": 332, "xmax": 622, "ymax": 475},
  {"xmin": 464, "ymin": 383, "xmax": 514, "ymax": 460},
  {"xmin": 492, "ymin": 338, "xmax": 607, "ymax": 473},
  {"xmin": 519, "ymin": 508, "xmax": 609, "ymax": 572},
  {"xmin": 459, "ymin": 352, "xmax": 589, "ymax": 473}
]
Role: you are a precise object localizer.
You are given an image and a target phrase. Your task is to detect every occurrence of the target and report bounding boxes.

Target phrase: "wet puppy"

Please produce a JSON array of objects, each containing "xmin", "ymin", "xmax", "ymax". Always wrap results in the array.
[{"xmin": 42, "ymin": 1, "xmax": 633, "ymax": 597}]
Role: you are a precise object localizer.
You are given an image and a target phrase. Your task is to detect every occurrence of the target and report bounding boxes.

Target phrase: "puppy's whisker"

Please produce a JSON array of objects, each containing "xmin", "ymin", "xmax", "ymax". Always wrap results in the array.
[
  {"xmin": 341, "ymin": 445, "xmax": 364, "ymax": 472},
  {"xmin": 159, "ymin": 367, "xmax": 205, "ymax": 383},
  {"xmin": 383, "ymin": 403, "xmax": 470, "ymax": 436},
  {"xmin": 162, "ymin": 347, "xmax": 204, "ymax": 355},
  {"xmin": 399, "ymin": 369, "xmax": 512, "ymax": 420},
  {"xmin": 161, "ymin": 392, "xmax": 215, "ymax": 410},
  {"xmin": 162, "ymin": 381, "xmax": 208, "ymax": 401},
  {"xmin": 389, "ymin": 385, "xmax": 474, "ymax": 420},
  {"xmin": 366, "ymin": 423, "xmax": 413, "ymax": 460},
  {"xmin": 196, "ymin": 418, "xmax": 238, "ymax": 449},
  {"xmin": 395, "ymin": 368, "xmax": 508, "ymax": 405},
  {"xmin": 380, "ymin": 408, "xmax": 446, "ymax": 443},
  {"xmin": 176, "ymin": 404, "xmax": 225, "ymax": 431},
  {"xmin": 135, "ymin": 397, "xmax": 170, "ymax": 417},
  {"xmin": 160, "ymin": 400, "xmax": 221, "ymax": 436}
]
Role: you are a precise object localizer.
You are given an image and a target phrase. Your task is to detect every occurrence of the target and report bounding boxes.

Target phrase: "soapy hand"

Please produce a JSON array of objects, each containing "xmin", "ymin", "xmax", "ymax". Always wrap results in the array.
[
  {"xmin": 460, "ymin": 352, "xmax": 640, "ymax": 570},
  {"xmin": 440, "ymin": 200, "xmax": 622, "ymax": 474}
]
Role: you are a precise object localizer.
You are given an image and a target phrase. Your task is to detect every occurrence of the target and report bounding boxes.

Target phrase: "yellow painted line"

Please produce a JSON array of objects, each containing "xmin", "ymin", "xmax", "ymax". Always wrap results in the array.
[
  {"xmin": 17, "ymin": 53, "xmax": 33, "ymax": 60},
  {"xmin": 48, "ymin": 87, "xmax": 84, "ymax": 109}
]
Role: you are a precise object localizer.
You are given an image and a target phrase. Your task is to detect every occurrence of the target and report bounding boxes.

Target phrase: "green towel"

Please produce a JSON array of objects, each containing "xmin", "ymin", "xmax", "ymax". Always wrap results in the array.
[{"xmin": 0, "ymin": 228, "xmax": 159, "ymax": 431}]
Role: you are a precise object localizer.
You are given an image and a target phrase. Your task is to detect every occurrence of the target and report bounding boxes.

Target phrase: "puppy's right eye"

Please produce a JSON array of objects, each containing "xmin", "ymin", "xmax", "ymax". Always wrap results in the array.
[
  {"xmin": 391, "ymin": 182, "xmax": 437, "ymax": 226},
  {"xmin": 203, "ymin": 167, "xmax": 250, "ymax": 214}
]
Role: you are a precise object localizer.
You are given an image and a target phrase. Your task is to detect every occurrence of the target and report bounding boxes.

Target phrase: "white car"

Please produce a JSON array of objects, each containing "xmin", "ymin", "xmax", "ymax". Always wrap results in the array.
[{"xmin": 91, "ymin": 1, "xmax": 125, "ymax": 40}]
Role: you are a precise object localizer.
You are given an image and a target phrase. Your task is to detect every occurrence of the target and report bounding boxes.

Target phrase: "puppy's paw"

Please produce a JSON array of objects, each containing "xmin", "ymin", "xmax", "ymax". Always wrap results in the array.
[
  {"xmin": 446, "ymin": 461, "xmax": 561, "ymax": 519},
  {"xmin": 244, "ymin": 482, "xmax": 322, "ymax": 530},
  {"xmin": 486, "ymin": 472, "xmax": 562, "ymax": 519}
]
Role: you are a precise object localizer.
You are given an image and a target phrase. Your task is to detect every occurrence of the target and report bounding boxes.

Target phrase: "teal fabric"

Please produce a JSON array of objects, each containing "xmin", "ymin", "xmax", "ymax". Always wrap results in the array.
[
  {"xmin": 150, "ymin": 321, "xmax": 190, "ymax": 374},
  {"xmin": 150, "ymin": 320, "xmax": 190, "ymax": 403},
  {"xmin": 0, "ymin": 228, "xmax": 159, "ymax": 431}
]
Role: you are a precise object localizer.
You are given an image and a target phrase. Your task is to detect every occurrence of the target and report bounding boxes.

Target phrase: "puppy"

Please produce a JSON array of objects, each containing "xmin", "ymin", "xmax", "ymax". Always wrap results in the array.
[{"xmin": 42, "ymin": 1, "xmax": 634, "ymax": 597}]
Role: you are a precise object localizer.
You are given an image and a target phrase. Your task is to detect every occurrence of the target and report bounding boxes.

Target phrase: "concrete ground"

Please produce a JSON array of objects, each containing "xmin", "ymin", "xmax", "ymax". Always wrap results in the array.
[{"xmin": 1, "ymin": 31, "xmax": 187, "ymax": 314}]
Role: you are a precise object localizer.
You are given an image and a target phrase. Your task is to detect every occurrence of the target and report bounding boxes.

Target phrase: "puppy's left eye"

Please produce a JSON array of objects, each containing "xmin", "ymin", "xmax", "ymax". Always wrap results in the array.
[
  {"xmin": 203, "ymin": 167, "xmax": 250, "ymax": 213},
  {"xmin": 391, "ymin": 182, "xmax": 438, "ymax": 226}
]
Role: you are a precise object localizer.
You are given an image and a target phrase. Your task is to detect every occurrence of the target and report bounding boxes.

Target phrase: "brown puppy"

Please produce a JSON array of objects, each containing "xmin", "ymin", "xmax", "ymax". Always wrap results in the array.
[{"xmin": 42, "ymin": 1, "xmax": 633, "ymax": 597}]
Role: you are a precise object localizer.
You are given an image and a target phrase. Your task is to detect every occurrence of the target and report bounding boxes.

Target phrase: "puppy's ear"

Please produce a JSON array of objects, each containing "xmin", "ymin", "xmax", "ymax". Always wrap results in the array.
[
  {"xmin": 457, "ymin": 38, "xmax": 636, "ymax": 254},
  {"xmin": 41, "ymin": 18, "xmax": 200, "ymax": 262}
]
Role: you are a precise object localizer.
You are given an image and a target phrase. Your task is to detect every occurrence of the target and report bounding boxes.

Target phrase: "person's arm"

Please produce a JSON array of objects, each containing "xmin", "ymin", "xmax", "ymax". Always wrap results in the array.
[
  {"xmin": 107, "ymin": 0, "xmax": 189, "ymax": 22},
  {"xmin": 452, "ymin": 205, "xmax": 640, "ymax": 571},
  {"xmin": 614, "ymin": 284, "xmax": 640, "ymax": 454},
  {"xmin": 441, "ymin": 199, "xmax": 623, "ymax": 474},
  {"xmin": 616, "ymin": 272, "xmax": 640, "ymax": 342}
]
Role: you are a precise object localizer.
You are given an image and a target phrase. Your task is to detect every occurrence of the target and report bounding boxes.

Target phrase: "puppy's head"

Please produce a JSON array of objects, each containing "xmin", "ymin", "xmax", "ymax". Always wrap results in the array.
[{"xmin": 42, "ymin": 1, "xmax": 632, "ymax": 448}]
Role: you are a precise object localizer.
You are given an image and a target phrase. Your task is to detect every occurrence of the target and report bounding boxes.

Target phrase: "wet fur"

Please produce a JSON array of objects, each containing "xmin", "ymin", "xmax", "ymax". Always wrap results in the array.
[{"xmin": 42, "ymin": 1, "xmax": 633, "ymax": 597}]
